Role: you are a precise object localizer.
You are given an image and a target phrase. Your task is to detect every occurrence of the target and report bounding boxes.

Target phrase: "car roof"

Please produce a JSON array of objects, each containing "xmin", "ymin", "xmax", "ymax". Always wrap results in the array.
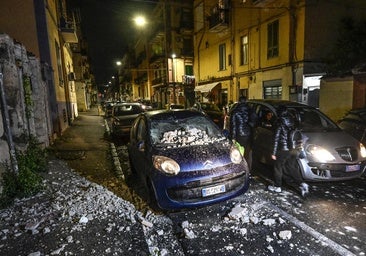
[
  {"xmin": 113, "ymin": 102, "xmax": 141, "ymax": 106},
  {"xmin": 247, "ymin": 99, "xmax": 309, "ymax": 108}
]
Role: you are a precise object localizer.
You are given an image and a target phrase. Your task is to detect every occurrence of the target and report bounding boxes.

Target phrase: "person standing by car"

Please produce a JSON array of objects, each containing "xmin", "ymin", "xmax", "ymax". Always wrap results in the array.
[
  {"xmin": 230, "ymin": 96, "xmax": 253, "ymax": 168},
  {"xmin": 261, "ymin": 110, "xmax": 273, "ymax": 128},
  {"xmin": 268, "ymin": 105, "xmax": 309, "ymax": 197}
]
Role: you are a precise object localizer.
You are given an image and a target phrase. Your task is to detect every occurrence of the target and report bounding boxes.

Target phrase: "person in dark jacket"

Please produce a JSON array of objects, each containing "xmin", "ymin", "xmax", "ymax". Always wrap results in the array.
[
  {"xmin": 268, "ymin": 105, "xmax": 309, "ymax": 197},
  {"xmin": 230, "ymin": 96, "xmax": 253, "ymax": 168}
]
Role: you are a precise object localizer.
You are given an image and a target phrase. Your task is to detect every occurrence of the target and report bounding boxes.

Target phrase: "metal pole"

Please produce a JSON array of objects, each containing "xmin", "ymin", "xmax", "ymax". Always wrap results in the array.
[{"xmin": 0, "ymin": 71, "xmax": 19, "ymax": 173}]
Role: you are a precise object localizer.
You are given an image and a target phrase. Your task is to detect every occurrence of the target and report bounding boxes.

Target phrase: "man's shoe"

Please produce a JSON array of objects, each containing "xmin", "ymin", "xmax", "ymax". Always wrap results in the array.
[
  {"xmin": 268, "ymin": 185, "xmax": 281, "ymax": 193},
  {"xmin": 300, "ymin": 183, "xmax": 309, "ymax": 197}
]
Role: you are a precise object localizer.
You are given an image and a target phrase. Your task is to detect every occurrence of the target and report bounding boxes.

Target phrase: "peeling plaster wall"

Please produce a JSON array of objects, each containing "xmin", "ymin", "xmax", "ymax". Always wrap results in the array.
[{"xmin": 0, "ymin": 34, "xmax": 52, "ymax": 168}]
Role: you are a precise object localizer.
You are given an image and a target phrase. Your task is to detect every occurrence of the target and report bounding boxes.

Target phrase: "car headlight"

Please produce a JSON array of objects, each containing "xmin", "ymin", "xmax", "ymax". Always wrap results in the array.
[
  {"xmin": 153, "ymin": 155, "xmax": 180, "ymax": 175},
  {"xmin": 306, "ymin": 144, "xmax": 335, "ymax": 162},
  {"xmin": 360, "ymin": 143, "xmax": 366, "ymax": 158},
  {"xmin": 230, "ymin": 146, "xmax": 243, "ymax": 164}
]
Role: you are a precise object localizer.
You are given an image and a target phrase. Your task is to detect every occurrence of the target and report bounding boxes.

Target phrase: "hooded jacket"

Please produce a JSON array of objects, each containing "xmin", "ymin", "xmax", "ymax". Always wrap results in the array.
[
  {"xmin": 230, "ymin": 102, "xmax": 252, "ymax": 139},
  {"xmin": 272, "ymin": 109, "xmax": 295, "ymax": 156}
]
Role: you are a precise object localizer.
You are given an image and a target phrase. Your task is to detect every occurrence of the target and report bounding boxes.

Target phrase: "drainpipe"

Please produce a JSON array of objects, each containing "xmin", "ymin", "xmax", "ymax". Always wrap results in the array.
[
  {"xmin": 230, "ymin": 2, "xmax": 236, "ymax": 102},
  {"xmin": 0, "ymin": 70, "xmax": 19, "ymax": 174},
  {"xmin": 289, "ymin": 1, "xmax": 298, "ymax": 95}
]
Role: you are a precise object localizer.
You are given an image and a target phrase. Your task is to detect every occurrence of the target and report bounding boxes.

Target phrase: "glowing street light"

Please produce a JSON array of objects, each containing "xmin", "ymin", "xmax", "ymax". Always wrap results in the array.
[
  {"xmin": 134, "ymin": 16, "xmax": 147, "ymax": 27},
  {"xmin": 116, "ymin": 61, "xmax": 122, "ymax": 66}
]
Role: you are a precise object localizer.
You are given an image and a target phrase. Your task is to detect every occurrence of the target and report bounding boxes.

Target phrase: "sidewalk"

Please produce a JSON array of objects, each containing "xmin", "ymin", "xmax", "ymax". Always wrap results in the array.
[{"xmin": 0, "ymin": 107, "xmax": 153, "ymax": 255}]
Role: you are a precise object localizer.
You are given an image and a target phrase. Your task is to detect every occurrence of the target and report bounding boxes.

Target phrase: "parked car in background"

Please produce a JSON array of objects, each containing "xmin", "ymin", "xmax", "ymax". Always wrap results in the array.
[
  {"xmin": 137, "ymin": 99, "xmax": 154, "ymax": 110},
  {"xmin": 167, "ymin": 104, "xmax": 185, "ymax": 110},
  {"xmin": 111, "ymin": 102, "xmax": 145, "ymax": 137},
  {"xmin": 192, "ymin": 102, "xmax": 224, "ymax": 129},
  {"xmin": 247, "ymin": 99, "xmax": 366, "ymax": 181},
  {"xmin": 338, "ymin": 108, "xmax": 366, "ymax": 145},
  {"xmin": 127, "ymin": 109, "xmax": 250, "ymax": 210}
]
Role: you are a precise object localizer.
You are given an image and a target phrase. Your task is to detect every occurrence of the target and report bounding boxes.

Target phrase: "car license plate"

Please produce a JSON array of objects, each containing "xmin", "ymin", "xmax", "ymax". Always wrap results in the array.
[
  {"xmin": 346, "ymin": 164, "xmax": 360, "ymax": 172},
  {"xmin": 202, "ymin": 184, "xmax": 226, "ymax": 197}
]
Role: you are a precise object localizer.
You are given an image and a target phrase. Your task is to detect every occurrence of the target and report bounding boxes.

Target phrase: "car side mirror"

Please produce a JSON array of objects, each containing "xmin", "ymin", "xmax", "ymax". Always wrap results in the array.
[{"xmin": 137, "ymin": 141, "xmax": 145, "ymax": 152}]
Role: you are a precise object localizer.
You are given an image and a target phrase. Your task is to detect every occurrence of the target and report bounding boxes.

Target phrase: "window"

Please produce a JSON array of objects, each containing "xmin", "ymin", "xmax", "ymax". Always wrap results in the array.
[
  {"xmin": 264, "ymin": 86, "xmax": 282, "ymax": 99},
  {"xmin": 185, "ymin": 65, "xmax": 193, "ymax": 75},
  {"xmin": 263, "ymin": 79, "xmax": 282, "ymax": 99},
  {"xmin": 267, "ymin": 20, "xmax": 279, "ymax": 59},
  {"xmin": 240, "ymin": 35, "xmax": 248, "ymax": 65},
  {"xmin": 219, "ymin": 44, "xmax": 226, "ymax": 70}
]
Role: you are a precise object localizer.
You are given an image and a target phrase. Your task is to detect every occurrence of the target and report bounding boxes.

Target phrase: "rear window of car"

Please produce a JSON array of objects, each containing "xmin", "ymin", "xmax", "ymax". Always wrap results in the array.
[{"xmin": 114, "ymin": 105, "xmax": 143, "ymax": 116}]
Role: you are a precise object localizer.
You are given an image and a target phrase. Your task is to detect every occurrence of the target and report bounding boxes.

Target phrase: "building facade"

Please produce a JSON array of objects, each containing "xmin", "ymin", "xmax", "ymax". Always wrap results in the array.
[
  {"xmin": 122, "ymin": 0, "xmax": 195, "ymax": 109},
  {"xmin": 0, "ymin": 0, "xmax": 80, "ymax": 138},
  {"xmin": 193, "ymin": 0, "xmax": 366, "ymax": 108}
]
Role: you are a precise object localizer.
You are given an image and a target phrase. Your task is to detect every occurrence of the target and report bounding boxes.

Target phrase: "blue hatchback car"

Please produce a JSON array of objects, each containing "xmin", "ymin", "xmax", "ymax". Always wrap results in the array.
[{"xmin": 127, "ymin": 109, "xmax": 250, "ymax": 210}]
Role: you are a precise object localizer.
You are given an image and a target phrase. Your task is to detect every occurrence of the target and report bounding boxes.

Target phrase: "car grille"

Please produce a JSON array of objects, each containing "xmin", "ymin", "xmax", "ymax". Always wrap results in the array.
[
  {"xmin": 166, "ymin": 171, "xmax": 247, "ymax": 202},
  {"xmin": 335, "ymin": 147, "xmax": 358, "ymax": 162}
]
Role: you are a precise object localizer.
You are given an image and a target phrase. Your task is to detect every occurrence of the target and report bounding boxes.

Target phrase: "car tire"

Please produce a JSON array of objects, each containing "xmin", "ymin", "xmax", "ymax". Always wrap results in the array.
[{"xmin": 128, "ymin": 155, "xmax": 137, "ymax": 176}]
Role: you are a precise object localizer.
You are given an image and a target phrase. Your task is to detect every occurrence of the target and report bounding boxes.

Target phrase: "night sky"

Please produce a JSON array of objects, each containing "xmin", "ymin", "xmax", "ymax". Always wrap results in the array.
[{"xmin": 68, "ymin": 0, "xmax": 158, "ymax": 86}]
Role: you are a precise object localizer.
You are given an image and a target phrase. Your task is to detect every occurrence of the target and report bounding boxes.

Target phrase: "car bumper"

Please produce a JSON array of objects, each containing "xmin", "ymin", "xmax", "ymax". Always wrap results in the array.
[
  {"xmin": 299, "ymin": 159, "xmax": 366, "ymax": 181},
  {"xmin": 151, "ymin": 163, "xmax": 250, "ymax": 210}
]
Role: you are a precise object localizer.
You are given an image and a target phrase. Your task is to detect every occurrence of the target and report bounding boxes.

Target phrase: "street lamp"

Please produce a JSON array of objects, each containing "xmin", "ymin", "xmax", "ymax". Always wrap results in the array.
[{"xmin": 134, "ymin": 16, "xmax": 147, "ymax": 27}]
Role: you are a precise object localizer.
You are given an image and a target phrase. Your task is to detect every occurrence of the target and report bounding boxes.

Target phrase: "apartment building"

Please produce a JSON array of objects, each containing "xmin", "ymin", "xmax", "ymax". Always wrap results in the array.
[
  {"xmin": 193, "ymin": 0, "xmax": 366, "ymax": 108},
  {"xmin": 0, "ymin": 0, "xmax": 80, "ymax": 137}
]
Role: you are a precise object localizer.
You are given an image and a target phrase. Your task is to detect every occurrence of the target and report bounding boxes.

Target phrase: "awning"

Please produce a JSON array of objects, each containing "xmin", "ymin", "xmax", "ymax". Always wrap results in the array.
[{"xmin": 194, "ymin": 82, "xmax": 220, "ymax": 92}]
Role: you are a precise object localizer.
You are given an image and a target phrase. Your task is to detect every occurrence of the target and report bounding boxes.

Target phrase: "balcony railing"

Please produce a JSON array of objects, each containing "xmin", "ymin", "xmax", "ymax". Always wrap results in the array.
[
  {"xmin": 59, "ymin": 17, "xmax": 78, "ymax": 43},
  {"xmin": 208, "ymin": 9, "xmax": 229, "ymax": 33},
  {"xmin": 152, "ymin": 77, "xmax": 165, "ymax": 86}
]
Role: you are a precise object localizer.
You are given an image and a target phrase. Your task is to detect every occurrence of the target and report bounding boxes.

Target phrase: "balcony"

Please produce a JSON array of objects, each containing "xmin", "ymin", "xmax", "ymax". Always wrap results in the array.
[
  {"xmin": 208, "ymin": 6, "xmax": 229, "ymax": 33},
  {"xmin": 59, "ymin": 17, "xmax": 78, "ymax": 43},
  {"xmin": 149, "ymin": 24, "xmax": 165, "ymax": 44},
  {"xmin": 152, "ymin": 77, "xmax": 165, "ymax": 86},
  {"xmin": 149, "ymin": 52, "xmax": 165, "ymax": 65},
  {"xmin": 252, "ymin": 0, "xmax": 277, "ymax": 7}
]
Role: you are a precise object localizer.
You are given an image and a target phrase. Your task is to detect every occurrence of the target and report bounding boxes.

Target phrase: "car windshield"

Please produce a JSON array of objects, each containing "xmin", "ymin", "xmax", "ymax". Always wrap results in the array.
[
  {"xmin": 150, "ymin": 116, "xmax": 226, "ymax": 148},
  {"xmin": 114, "ymin": 105, "xmax": 142, "ymax": 116},
  {"xmin": 287, "ymin": 107, "xmax": 339, "ymax": 131}
]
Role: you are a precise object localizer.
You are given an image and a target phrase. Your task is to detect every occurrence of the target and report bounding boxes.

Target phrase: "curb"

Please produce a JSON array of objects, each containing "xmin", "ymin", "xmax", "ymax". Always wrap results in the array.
[{"xmin": 104, "ymin": 119, "xmax": 124, "ymax": 180}]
